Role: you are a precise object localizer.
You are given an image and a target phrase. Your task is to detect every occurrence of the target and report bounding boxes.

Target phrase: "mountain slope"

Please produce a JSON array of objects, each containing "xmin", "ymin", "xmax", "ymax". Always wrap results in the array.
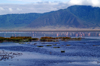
[
  {"xmin": 28, "ymin": 5, "xmax": 100, "ymax": 29},
  {"xmin": 28, "ymin": 9, "xmax": 84, "ymax": 28},
  {"xmin": 0, "ymin": 5, "xmax": 100, "ymax": 29},
  {"xmin": 0, "ymin": 13, "xmax": 43, "ymax": 28},
  {"xmin": 67, "ymin": 5, "xmax": 100, "ymax": 27}
]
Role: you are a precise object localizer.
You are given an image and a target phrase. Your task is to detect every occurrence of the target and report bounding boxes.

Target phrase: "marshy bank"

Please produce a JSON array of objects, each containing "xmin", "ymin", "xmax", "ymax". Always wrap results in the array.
[{"xmin": 0, "ymin": 36, "xmax": 81, "ymax": 43}]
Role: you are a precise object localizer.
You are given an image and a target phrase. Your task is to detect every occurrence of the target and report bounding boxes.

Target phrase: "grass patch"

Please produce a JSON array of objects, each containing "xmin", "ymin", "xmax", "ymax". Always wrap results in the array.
[{"xmin": 46, "ymin": 45, "xmax": 52, "ymax": 46}]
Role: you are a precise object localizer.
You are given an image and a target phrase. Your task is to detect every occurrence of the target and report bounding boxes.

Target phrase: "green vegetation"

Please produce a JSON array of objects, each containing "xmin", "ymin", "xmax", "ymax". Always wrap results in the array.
[
  {"xmin": 61, "ymin": 37, "xmax": 81, "ymax": 41},
  {"xmin": 0, "ymin": 37, "xmax": 5, "ymax": 42},
  {"xmin": 0, "ymin": 36, "xmax": 81, "ymax": 43},
  {"xmin": 61, "ymin": 37, "xmax": 71, "ymax": 41},
  {"xmin": 40, "ymin": 37, "xmax": 81, "ymax": 42},
  {"xmin": 0, "ymin": 36, "xmax": 39, "ymax": 42},
  {"xmin": 46, "ymin": 45, "xmax": 52, "ymax": 46},
  {"xmin": 40, "ymin": 37, "xmax": 55, "ymax": 42}
]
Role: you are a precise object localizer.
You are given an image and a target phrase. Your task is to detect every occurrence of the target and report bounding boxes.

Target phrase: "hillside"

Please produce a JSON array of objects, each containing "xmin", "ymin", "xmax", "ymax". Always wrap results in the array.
[
  {"xmin": 28, "ymin": 5, "xmax": 100, "ymax": 29},
  {"xmin": 0, "ymin": 5, "xmax": 100, "ymax": 29},
  {"xmin": 28, "ymin": 9, "xmax": 84, "ymax": 28},
  {"xmin": 0, "ymin": 13, "xmax": 43, "ymax": 29},
  {"xmin": 67, "ymin": 5, "xmax": 100, "ymax": 28}
]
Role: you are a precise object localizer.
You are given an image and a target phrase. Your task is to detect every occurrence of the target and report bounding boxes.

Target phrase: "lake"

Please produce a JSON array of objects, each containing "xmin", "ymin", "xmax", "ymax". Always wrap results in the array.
[{"xmin": 0, "ymin": 31, "xmax": 100, "ymax": 66}]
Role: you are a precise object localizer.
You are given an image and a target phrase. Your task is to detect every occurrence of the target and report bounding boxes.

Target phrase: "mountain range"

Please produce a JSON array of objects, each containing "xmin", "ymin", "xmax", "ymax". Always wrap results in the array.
[{"xmin": 0, "ymin": 5, "xmax": 100, "ymax": 30}]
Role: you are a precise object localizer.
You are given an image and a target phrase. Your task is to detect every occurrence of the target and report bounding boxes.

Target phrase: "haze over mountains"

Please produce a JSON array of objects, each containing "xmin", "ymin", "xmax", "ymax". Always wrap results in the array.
[{"xmin": 0, "ymin": 5, "xmax": 100, "ymax": 30}]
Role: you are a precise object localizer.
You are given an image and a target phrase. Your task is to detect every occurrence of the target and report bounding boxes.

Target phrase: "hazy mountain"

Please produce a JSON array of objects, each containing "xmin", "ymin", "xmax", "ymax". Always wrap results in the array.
[
  {"xmin": 0, "ymin": 5, "xmax": 100, "ymax": 29},
  {"xmin": 67, "ymin": 5, "xmax": 100, "ymax": 28},
  {"xmin": 0, "ymin": 13, "xmax": 43, "ymax": 29},
  {"xmin": 28, "ymin": 5, "xmax": 100, "ymax": 29},
  {"xmin": 28, "ymin": 11, "xmax": 84, "ymax": 29}
]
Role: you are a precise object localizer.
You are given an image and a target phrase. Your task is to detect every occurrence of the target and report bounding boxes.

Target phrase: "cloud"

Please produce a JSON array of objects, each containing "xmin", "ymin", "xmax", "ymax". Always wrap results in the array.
[
  {"xmin": 68, "ymin": 0, "xmax": 100, "ymax": 7},
  {"xmin": 8, "ymin": 0, "xmax": 44, "ymax": 3},
  {"xmin": 0, "ymin": 7, "xmax": 4, "ymax": 10},
  {"xmin": 0, "ymin": 2, "xmax": 69, "ymax": 15},
  {"xmin": 0, "ymin": 0, "xmax": 100, "ymax": 15},
  {"xmin": 17, "ymin": 8, "xmax": 22, "ymax": 11},
  {"xmin": 8, "ymin": 0, "xmax": 67, "ymax": 3},
  {"xmin": 69, "ymin": 0, "xmax": 83, "ymax": 5},
  {"xmin": 9, "ymin": 8, "xmax": 13, "ymax": 12},
  {"xmin": 91, "ymin": 0, "xmax": 100, "ymax": 6}
]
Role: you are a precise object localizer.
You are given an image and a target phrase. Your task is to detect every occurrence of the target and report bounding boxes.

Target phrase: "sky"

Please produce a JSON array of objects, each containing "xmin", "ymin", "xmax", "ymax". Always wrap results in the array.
[
  {"xmin": 0, "ymin": 0, "xmax": 100, "ymax": 15},
  {"xmin": 0, "ymin": 0, "xmax": 69, "ymax": 4}
]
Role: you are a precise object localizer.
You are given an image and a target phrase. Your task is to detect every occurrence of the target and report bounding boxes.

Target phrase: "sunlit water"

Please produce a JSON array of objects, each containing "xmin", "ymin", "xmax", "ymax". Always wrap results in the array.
[{"xmin": 0, "ymin": 32, "xmax": 100, "ymax": 66}]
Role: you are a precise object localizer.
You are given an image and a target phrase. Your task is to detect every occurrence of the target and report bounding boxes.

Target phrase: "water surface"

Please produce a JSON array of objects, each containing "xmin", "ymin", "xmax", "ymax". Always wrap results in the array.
[{"xmin": 0, "ymin": 31, "xmax": 100, "ymax": 66}]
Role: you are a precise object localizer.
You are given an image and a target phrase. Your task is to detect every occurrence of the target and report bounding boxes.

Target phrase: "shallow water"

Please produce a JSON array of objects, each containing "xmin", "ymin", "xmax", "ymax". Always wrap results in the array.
[{"xmin": 0, "ymin": 32, "xmax": 100, "ymax": 66}]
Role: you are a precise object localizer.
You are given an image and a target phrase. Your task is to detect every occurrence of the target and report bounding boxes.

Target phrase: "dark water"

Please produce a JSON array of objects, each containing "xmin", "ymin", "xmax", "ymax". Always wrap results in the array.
[{"xmin": 0, "ymin": 32, "xmax": 100, "ymax": 66}]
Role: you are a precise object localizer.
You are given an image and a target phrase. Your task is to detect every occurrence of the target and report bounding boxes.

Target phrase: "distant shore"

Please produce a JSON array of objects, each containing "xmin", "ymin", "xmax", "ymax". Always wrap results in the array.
[{"xmin": 0, "ymin": 29, "xmax": 100, "ymax": 32}]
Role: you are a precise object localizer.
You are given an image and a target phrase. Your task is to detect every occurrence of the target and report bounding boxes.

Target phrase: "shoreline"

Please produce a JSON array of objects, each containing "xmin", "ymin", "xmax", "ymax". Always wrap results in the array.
[{"xmin": 0, "ymin": 29, "xmax": 100, "ymax": 32}]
